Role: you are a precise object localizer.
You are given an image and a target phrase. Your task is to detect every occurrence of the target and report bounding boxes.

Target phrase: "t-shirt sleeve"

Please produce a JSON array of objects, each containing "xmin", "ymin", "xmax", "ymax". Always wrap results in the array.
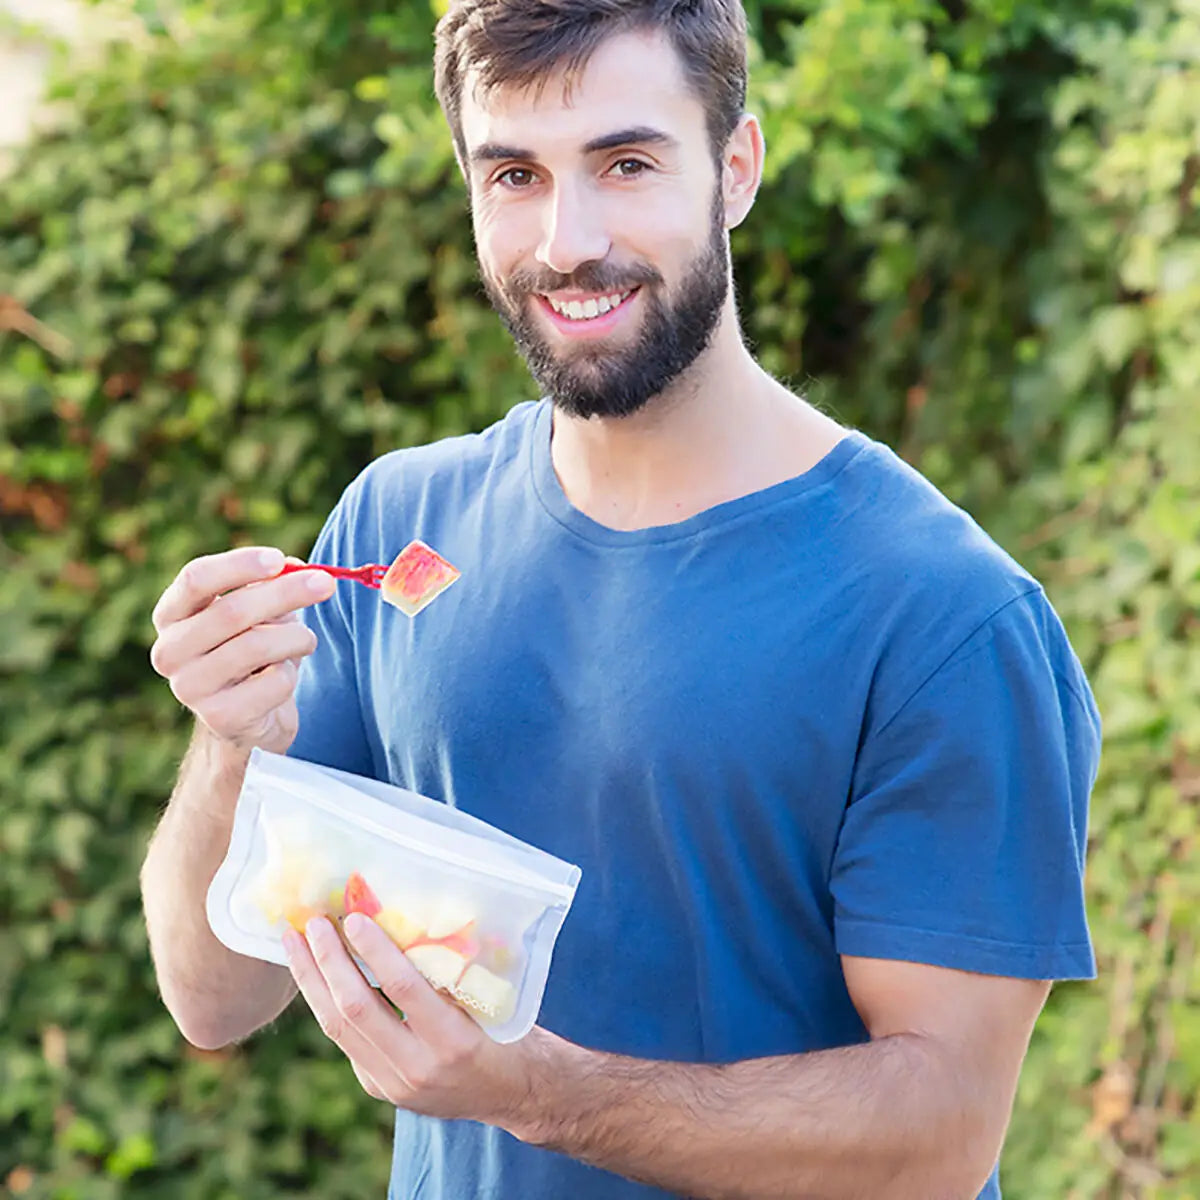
[
  {"xmin": 830, "ymin": 588, "xmax": 1100, "ymax": 980},
  {"xmin": 285, "ymin": 477, "xmax": 375, "ymax": 778}
]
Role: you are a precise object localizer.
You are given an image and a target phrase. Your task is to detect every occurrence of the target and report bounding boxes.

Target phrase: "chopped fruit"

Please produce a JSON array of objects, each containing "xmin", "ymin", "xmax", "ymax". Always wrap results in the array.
[
  {"xmin": 381, "ymin": 540, "xmax": 460, "ymax": 617},
  {"xmin": 376, "ymin": 908, "xmax": 425, "ymax": 950},
  {"xmin": 405, "ymin": 944, "xmax": 469, "ymax": 992},
  {"xmin": 480, "ymin": 933, "xmax": 515, "ymax": 972},
  {"xmin": 284, "ymin": 904, "xmax": 322, "ymax": 932},
  {"xmin": 343, "ymin": 872, "xmax": 382, "ymax": 918},
  {"xmin": 427, "ymin": 920, "xmax": 481, "ymax": 960},
  {"xmin": 455, "ymin": 964, "xmax": 517, "ymax": 1022},
  {"xmin": 425, "ymin": 900, "xmax": 475, "ymax": 940}
]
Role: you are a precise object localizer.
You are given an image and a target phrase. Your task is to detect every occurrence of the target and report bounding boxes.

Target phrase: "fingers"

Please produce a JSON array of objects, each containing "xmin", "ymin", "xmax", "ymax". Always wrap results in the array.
[
  {"xmin": 286, "ymin": 919, "xmax": 413, "ymax": 1054},
  {"xmin": 152, "ymin": 546, "xmax": 286, "ymax": 632},
  {"xmin": 343, "ymin": 915, "xmax": 472, "ymax": 1043},
  {"xmin": 351, "ymin": 1059, "xmax": 390, "ymax": 1103},
  {"xmin": 190, "ymin": 658, "xmax": 300, "ymax": 742},
  {"xmin": 150, "ymin": 566, "xmax": 333, "ymax": 679},
  {"xmin": 283, "ymin": 925, "xmax": 402, "ymax": 1103},
  {"xmin": 168, "ymin": 620, "xmax": 317, "ymax": 709}
]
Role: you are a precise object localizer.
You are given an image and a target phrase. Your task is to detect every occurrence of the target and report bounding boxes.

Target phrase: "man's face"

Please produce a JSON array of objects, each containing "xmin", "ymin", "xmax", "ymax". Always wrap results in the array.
[{"xmin": 460, "ymin": 30, "xmax": 731, "ymax": 419}]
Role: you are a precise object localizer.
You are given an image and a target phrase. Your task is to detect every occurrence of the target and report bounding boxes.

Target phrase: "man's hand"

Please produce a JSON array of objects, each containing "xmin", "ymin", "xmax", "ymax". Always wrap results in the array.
[
  {"xmin": 283, "ymin": 914, "xmax": 543, "ymax": 1130},
  {"xmin": 149, "ymin": 546, "xmax": 335, "ymax": 756},
  {"xmin": 285, "ymin": 917, "xmax": 1049, "ymax": 1200}
]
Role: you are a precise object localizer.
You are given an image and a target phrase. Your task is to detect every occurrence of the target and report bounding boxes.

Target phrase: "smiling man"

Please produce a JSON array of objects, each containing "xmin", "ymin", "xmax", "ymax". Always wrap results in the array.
[{"xmin": 141, "ymin": 3, "xmax": 1101, "ymax": 1199}]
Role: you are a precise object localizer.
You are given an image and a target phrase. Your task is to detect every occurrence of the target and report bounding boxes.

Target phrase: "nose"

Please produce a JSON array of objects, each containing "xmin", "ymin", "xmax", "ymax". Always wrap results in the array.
[{"xmin": 535, "ymin": 180, "xmax": 612, "ymax": 277}]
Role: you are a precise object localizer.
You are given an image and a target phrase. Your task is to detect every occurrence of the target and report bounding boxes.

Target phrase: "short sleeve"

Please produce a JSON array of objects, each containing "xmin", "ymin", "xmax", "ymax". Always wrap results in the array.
[
  {"xmin": 286, "ymin": 478, "xmax": 375, "ymax": 778},
  {"xmin": 831, "ymin": 589, "xmax": 1100, "ymax": 980}
]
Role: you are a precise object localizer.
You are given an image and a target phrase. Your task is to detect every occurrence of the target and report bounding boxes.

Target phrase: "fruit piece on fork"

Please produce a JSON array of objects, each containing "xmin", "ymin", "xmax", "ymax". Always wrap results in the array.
[
  {"xmin": 276, "ymin": 540, "xmax": 460, "ymax": 616},
  {"xmin": 380, "ymin": 540, "xmax": 461, "ymax": 616}
]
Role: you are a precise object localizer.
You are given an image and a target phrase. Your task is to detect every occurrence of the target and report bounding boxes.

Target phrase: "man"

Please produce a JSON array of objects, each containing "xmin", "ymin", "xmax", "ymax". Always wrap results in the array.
[{"xmin": 142, "ymin": 2, "xmax": 1101, "ymax": 1198}]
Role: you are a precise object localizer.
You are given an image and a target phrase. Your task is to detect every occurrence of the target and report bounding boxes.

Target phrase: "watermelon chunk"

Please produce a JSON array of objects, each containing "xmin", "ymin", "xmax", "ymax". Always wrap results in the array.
[
  {"xmin": 343, "ymin": 871, "xmax": 382, "ymax": 918},
  {"xmin": 381, "ymin": 540, "xmax": 460, "ymax": 616}
]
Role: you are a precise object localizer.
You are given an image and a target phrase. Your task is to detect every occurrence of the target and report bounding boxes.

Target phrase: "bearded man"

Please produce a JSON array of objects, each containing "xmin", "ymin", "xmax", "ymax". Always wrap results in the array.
[{"xmin": 143, "ymin": 4, "xmax": 1100, "ymax": 1198}]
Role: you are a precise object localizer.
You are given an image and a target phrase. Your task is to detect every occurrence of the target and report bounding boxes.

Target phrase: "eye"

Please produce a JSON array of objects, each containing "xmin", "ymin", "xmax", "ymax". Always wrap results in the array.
[
  {"xmin": 608, "ymin": 158, "xmax": 650, "ymax": 179},
  {"xmin": 496, "ymin": 166, "xmax": 537, "ymax": 189}
]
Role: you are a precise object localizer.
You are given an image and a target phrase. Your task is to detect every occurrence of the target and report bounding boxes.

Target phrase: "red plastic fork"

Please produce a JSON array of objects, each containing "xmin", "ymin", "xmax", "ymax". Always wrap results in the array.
[{"xmin": 278, "ymin": 562, "xmax": 388, "ymax": 590}]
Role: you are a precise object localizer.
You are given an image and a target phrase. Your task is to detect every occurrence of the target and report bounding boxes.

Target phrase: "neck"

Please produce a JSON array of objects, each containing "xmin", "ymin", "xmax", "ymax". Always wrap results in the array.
[{"xmin": 548, "ymin": 301, "xmax": 844, "ymax": 531}]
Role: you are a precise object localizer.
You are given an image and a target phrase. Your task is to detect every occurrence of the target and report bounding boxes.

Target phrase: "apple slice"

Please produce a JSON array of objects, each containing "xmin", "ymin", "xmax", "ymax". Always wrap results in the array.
[
  {"xmin": 376, "ymin": 908, "xmax": 425, "ymax": 950},
  {"xmin": 454, "ymin": 964, "xmax": 517, "ymax": 1023},
  {"xmin": 343, "ymin": 872, "xmax": 382, "ymax": 919},
  {"xmin": 381, "ymin": 540, "xmax": 461, "ymax": 617},
  {"xmin": 405, "ymin": 944, "xmax": 469, "ymax": 992},
  {"xmin": 430, "ymin": 920, "xmax": 481, "ymax": 960}
]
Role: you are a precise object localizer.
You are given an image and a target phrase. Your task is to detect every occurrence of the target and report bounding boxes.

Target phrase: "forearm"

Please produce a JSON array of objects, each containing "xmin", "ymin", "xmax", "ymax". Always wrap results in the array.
[
  {"xmin": 141, "ymin": 724, "xmax": 296, "ymax": 1049},
  {"xmin": 516, "ymin": 1030, "xmax": 992, "ymax": 1200}
]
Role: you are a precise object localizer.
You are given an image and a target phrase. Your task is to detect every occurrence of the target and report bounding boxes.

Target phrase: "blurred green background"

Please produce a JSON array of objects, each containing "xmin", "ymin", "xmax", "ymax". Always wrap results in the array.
[{"xmin": 1, "ymin": 0, "xmax": 1198, "ymax": 1196}]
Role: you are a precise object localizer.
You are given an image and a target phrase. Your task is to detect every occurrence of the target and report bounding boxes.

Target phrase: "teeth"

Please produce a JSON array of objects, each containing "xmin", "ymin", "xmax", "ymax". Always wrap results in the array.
[{"xmin": 548, "ymin": 290, "xmax": 631, "ymax": 320}]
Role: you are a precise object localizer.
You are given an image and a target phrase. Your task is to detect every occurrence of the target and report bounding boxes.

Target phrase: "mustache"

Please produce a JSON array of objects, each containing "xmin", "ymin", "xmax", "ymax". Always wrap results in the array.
[{"xmin": 504, "ymin": 260, "xmax": 662, "ymax": 297}]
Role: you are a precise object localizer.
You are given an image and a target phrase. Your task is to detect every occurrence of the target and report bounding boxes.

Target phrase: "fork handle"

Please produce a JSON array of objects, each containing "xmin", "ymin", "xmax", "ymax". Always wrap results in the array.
[{"xmin": 279, "ymin": 563, "xmax": 371, "ymax": 581}]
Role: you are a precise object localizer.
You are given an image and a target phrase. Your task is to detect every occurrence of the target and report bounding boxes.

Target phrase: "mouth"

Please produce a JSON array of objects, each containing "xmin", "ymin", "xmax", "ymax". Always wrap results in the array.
[{"xmin": 534, "ymin": 287, "xmax": 641, "ymax": 338}]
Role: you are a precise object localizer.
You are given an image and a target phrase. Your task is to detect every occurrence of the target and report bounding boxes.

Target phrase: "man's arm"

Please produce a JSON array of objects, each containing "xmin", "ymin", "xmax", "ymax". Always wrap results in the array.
[
  {"xmin": 515, "ymin": 958, "xmax": 1049, "ymax": 1200},
  {"xmin": 141, "ymin": 725, "xmax": 297, "ymax": 1050},
  {"xmin": 282, "ymin": 914, "xmax": 1052, "ymax": 1200},
  {"xmin": 141, "ymin": 546, "xmax": 335, "ymax": 1049}
]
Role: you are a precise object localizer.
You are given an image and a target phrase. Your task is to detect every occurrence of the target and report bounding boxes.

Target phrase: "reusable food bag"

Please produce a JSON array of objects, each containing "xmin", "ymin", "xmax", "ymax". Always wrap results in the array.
[{"xmin": 207, "ymin": 749, "xmax": 581, "ymax": 1043}]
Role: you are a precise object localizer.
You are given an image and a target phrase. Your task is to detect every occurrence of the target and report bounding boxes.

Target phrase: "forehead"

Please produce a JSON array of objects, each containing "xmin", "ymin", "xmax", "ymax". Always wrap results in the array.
[{"xmin": 460, "ymin": 28, "xmax": 706, "ymax": 161}]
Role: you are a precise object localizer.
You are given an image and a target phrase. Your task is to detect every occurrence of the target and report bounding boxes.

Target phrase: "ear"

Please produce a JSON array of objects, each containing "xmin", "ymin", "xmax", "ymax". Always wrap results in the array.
[{"xmin": 719, "ymin": 113, "xmax": 765, "ymax": 230}]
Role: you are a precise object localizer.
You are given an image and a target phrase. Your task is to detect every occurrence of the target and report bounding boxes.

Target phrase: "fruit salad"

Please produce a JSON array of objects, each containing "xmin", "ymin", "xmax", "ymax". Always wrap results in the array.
[{"xmin": 258, "ymin": 860, "xmax": 518, "ymax": 1024}]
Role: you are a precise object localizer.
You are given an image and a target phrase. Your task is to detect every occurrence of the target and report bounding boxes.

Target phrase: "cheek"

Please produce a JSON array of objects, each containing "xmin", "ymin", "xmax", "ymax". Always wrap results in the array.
[
  {"xmin": 473, "ymin": 212, "xmax": 533, "ymax": 284},
  {"xmin": 612, "ymin": 189, "xmax": 710, "ymax": 264}
]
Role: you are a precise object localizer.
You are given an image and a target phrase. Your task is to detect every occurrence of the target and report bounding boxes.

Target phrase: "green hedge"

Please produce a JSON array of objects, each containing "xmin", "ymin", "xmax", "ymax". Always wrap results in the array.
[{"xmin": 1, "ymin": 0, "xmax": 1197, "ymax": 1195}]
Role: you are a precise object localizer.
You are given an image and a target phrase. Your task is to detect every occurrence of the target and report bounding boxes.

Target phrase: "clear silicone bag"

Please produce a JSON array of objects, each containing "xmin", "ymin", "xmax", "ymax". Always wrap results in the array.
[{"xmin": 207, "ymin": 748, "xmax": 581, "ymax": 1043}]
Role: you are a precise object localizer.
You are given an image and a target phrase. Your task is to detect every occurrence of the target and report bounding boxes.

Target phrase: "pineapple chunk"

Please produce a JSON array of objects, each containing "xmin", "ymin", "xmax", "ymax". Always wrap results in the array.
[
  {"xmin": 454, "ymin": 964, "xmax": 517, "ymax": 1023},
  {"xmin": 405, "ymin": 944, "xmax": 468, "ymax": 991},
  {"xmin": 376, "ymin": 908, "xmax": 425, "ymax": 950}
]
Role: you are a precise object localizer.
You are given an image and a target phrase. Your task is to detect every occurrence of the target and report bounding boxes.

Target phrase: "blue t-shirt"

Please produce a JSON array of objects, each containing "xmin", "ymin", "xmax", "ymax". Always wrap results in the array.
[{"xmin": 289, "ymin": 399, "xmax": 1100, "ymax": 1200}]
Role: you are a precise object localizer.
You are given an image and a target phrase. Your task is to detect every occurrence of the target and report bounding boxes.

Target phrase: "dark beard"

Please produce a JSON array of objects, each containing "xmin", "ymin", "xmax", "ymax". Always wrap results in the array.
[{"xmin": 480, "ymin": 192, "xmax": 729, "ymax": 420}]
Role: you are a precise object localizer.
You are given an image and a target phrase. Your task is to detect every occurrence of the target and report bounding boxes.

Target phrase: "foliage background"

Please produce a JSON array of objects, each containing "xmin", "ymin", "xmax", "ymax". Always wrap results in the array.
[{"xmin": 1, "ymin": 0, "xmax": 1198, "ymax": 1195}]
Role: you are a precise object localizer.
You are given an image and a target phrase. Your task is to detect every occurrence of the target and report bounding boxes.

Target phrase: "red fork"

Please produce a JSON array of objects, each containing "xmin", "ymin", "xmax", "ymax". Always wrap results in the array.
[{"xmin": 277, "ymin": 562, "xmax": 388, "ymax": 590}]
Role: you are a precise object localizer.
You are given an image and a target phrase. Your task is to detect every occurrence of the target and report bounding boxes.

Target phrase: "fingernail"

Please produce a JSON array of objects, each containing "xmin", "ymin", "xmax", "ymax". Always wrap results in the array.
[
  {"xmin": 281, "ymin": 929, "xmax": 302, "ymax": 957},
  {"xmin": 305, "ymin": 916, "xmax": 329, "ymax": 941},
  {"xmin": 306, "ymin": 573, "xmax": 332, "ymax": 593},
  {"xmin": 343, "ymin": 913, "xmax": 368, "ymax": 941},
  {"xmin": 258, "ymin": 548, "xmax": 284, "ymax": 573}
]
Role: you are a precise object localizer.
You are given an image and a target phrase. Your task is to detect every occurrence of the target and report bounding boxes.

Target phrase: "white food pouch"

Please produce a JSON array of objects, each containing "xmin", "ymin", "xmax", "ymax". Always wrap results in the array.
[{"xmin": 207, "ymin": 749, "xmax": 582, "ymax": 1043}]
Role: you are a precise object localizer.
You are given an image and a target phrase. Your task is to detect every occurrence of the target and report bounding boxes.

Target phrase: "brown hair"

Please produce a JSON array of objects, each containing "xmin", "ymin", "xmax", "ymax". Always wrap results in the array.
[{"xmin": 433, "ymin": 0, "xmax": 749, "ymax": 171}]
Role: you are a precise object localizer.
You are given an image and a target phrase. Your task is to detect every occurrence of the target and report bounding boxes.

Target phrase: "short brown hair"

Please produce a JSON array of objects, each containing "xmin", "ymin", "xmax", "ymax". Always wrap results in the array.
[{"xmin": 433, "ymin": 0, "xmax": 749, "ymax": 170}]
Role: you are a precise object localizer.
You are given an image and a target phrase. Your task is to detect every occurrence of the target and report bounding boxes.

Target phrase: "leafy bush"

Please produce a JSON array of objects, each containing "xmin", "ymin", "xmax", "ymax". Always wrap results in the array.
[{"xmin": 1, "ymin": 0, "xmax": 1196, "ymax": 1195}]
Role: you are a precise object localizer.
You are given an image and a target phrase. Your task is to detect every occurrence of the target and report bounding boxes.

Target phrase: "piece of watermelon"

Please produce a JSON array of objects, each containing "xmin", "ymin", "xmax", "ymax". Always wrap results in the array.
[
  {"xmin": 343, "ymin": 871, "xmax": 382, "ymax": 918},
  {"xmin": 381, "ymin": 540, "xmax": 461, "ymax": 616}
]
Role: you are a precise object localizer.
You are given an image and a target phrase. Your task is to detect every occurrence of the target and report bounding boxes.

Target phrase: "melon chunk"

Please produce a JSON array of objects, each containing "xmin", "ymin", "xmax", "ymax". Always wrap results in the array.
[
  {"xmin": 343, "ymin": 871, "xmax": 382, "ymax": 918},
  {"xmin": 376, "ymin": 908, "xmax": 425, "ymax": 950},
  {"xmin": 455, "ymin": 964, "xmax": 517, "ymax": 1023},
  {"xmin": 381, "ymin": 540, "xmax": 460, "ymax": 616},
  {"xmin": 405, "ymin": 944, "xmax": 469, "ymax": 991}
]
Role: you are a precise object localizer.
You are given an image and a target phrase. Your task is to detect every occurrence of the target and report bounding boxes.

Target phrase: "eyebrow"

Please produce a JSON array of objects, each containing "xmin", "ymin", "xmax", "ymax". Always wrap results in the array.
[{"xmin": 468, "ymin": 125, "xmax": 680, "ymax": 167}]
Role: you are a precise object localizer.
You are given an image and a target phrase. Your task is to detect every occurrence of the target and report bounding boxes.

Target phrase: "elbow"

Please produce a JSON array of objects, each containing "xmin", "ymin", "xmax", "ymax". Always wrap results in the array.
[
  {"xmin": 907, "ymin": 1118, "xmax": 1003, "ymax": 1200},
  {"xmin": 159, "ymin": 984, "xmax": 243, "ymax": 1051},
  {"xmin": 175, "ymin": 1014, "xmax": 242, "ymax": 1053},
  {"xmin": 887, "ymin": 1158, "xmax": 994, "ymax": 1200}
]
